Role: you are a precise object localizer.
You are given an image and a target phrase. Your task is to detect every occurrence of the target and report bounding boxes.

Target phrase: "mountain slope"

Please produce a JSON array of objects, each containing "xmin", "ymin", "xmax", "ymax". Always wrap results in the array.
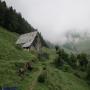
[
  {"xmin": 35, "ymin": 53, "xmax": 90, "ymax": 90},
  {"xmin": 75, "ymin": 39, "xmax": 90, "ymax": 54},
  {"xmin": 0, "ymin": 27, "xmax": 90, "ymax": 90},
  {"xmin": 63, "ymin": 39, "xmax": 90, "ymax": 55},
  {"xmin": 0, "ymin": 27, "xmax": 38, "ymax": 89}
]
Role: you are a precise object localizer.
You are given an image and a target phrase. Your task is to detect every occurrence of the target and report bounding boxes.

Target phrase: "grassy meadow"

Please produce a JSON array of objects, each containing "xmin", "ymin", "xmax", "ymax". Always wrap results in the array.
[{"xmin": 0, "ymin": 27, "xmax": 90, "ymax": 90}]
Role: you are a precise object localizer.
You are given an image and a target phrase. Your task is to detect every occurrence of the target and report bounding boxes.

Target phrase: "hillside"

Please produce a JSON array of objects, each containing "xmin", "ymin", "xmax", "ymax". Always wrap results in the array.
[
  {"xmin": 62, "ymin": 31, "xmax": 90, "ymax": 54},
  {"xmin": 0, "ymin": 27, "xmax": 90, "ymax": 90},
  {"xmin": 0, "ymin": 27, "xmax": 38, "ymax": 89},
  {"xmin": 0, "ymin": 0, "xmax": 47, "ymax": 48},
  {"xmin": 63, "ymin": 39, "xmax": 90, "ymax": 55},
  {"xmin": 75, "ymin": 39, "xmax": 90, "ymax": 54}
]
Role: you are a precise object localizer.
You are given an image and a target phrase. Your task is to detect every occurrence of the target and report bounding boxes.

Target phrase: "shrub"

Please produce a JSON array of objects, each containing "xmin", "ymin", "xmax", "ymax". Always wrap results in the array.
[
  {"xmin": 68, "ymin": 53, "xmax": 77, "ymax": 69},
  {"xmin": 38, "ymin": 71, "xmax": 47, "ymax": 83},
  {"xmin": 15, "ymin": 45, "xmax": 22, "ymax": 50},
  {"xmin": 15, "ymin": 62, "xmax": 24, "ymax": 69},
  {"xmin": 38, "ymin": 52, "xmax": 49, "ymax": 61},
  {"xmin": 62, "ymin": 64, "xmax": 72, "ymax": 72},
  {"xmin": 74, "ymin": 72, "xmax": 81, "ymax": 78},
  {"xmin": 77, "ymin": 53, "xmax": 88, "ymax": 70},
  {"xmin": 86, "ymin": 63, "xmax": 90, "ymax": 82},
  {"xmin": 54, "ymin": 55, "xmax": 64, "ymax": 68},
  {"xmin": 74, "ymin": 70, "xmax": 87, "ymax": 79},
  {"xmin": 38, "ymin": 74, "xmax": 45, "ymax": 83},
  {"xmin": 43, "ymin": 52, "xmax": 49, "ymax": 59}
]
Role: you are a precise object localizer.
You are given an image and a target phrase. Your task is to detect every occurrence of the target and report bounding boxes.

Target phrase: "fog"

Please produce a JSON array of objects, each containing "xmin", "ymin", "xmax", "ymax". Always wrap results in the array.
[{"xmin": 3, "ymin": 0, "xmax": 90, "ymax": 44}]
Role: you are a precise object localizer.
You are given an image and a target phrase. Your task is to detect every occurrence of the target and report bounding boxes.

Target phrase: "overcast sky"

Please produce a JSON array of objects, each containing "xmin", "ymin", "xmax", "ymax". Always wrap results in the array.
[{"xmin": 3, "ymin": 0, "xmax": 90, "ymax": 44}]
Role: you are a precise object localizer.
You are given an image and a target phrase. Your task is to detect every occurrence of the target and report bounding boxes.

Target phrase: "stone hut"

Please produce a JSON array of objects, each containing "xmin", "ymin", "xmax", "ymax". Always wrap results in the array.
[{"xmin": 16, "ymin": 31, "xmax": 43, "ymax": 51}]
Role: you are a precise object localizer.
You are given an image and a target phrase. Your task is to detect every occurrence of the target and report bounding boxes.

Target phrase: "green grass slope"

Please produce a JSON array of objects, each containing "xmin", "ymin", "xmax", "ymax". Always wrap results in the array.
[
  {"xmin": 0, "ymin": 27, "xmax": 90, "ymax": 90},
  {"xmin": 0, "ymin": 27, "xmax": 38, "ymax": 89},
  {"xmin": 75, "ymin": 40, "xmax": 90, "ymax": 54},
  {"xmin": 34, "ymin": 48, "xmax": 90, "ymax": 90},
  {"xmin": 63, "ymin": 39, "xmax": 90, "ymax": 54}
]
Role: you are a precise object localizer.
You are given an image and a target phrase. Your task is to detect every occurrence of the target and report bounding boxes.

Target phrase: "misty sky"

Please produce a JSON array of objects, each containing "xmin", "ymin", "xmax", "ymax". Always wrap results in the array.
[{"xmin": 3, "ymin": 0, "xmax": 90, "ymax": 44}]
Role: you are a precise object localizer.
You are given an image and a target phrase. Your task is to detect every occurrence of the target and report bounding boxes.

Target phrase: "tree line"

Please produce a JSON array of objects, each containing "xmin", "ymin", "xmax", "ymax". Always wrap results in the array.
[
  {"xmin": 54, "ymin": 46, "xmax": 90, "ymax": 84},
  {"xmin": 0, "ymin": 0, "xmax": 35, "ymax": 34},
  {"xmin": 0, "ymin": 0, "xmax": 47, "ymax": 47}
]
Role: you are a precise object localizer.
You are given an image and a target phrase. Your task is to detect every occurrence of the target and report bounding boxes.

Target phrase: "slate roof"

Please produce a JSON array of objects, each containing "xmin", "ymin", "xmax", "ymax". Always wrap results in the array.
[{"xmin": 16, "ymin": 31, "xmax": 38, "ymax": 48}]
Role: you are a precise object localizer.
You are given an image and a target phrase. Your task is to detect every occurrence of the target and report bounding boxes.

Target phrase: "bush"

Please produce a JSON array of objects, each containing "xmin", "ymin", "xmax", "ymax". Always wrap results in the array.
[
  {"xmin": 38, "ymin": 74, "xmax": 45, "ymax": 83},
  {"xmin": 43, "ymin": 52, "xmax": 49, "ymax": 59},
  {"xmin": 15, "ymin": 45, "xmax": 22, "ymax": 50},
  {"xmin": 54, "ymin": 55, "xmax": 64, "ymax": 68},
  {"xmin": 74, "ymin": 70, "xmax": 87, "ymax": 79},
  {"xmin": 62, "ymin": 64, "xmax": 72, "ymax": 72},
  {"xmin": 68, "ymin": 53, "xmax": 77, "ymax": 69},
  {"xmin": 74, "ymin": 72, "xmax": 81, "ymax": 78},
  {"xmin": 38, "ymin": 71, "xmax": 47, "ymax": 83},
  {"xmin": 38, "ymin": 52, "xmax": 49, "ymax": 61},
  {"xmin": 77, "ymin": 53, "xmax": 88, "ymax": 70},
  {"xmin": 15, "ymin": 62, "xmax": 24, "ymax": 69},
  {"xmin": 86, "ymin": 63, "xmax": 90, "ymax": 81}
]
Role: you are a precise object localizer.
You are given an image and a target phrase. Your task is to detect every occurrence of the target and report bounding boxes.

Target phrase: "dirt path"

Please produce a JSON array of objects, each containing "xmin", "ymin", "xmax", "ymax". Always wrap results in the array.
[{"xmin": 29, "ymin": 68, "xmax": 42, "ymax": 90}]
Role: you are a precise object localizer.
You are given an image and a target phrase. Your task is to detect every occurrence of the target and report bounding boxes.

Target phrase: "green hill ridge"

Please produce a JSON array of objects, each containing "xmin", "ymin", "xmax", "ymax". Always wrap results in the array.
[{"xmin": 0, "ymin": 27, "xmax": 90, "ymax": 90}]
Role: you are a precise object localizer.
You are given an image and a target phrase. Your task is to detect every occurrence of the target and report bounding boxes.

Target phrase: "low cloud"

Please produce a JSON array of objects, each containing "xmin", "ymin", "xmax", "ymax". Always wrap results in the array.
[{"xmin": 3, "ymin": 0, "xmax": 90, "ymax": 44}]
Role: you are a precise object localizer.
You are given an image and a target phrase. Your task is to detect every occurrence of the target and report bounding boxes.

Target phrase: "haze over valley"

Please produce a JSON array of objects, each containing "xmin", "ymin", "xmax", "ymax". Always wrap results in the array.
[{"xmin": 3, "ymin": 0, "xmax": 90, "ymax": 44}]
